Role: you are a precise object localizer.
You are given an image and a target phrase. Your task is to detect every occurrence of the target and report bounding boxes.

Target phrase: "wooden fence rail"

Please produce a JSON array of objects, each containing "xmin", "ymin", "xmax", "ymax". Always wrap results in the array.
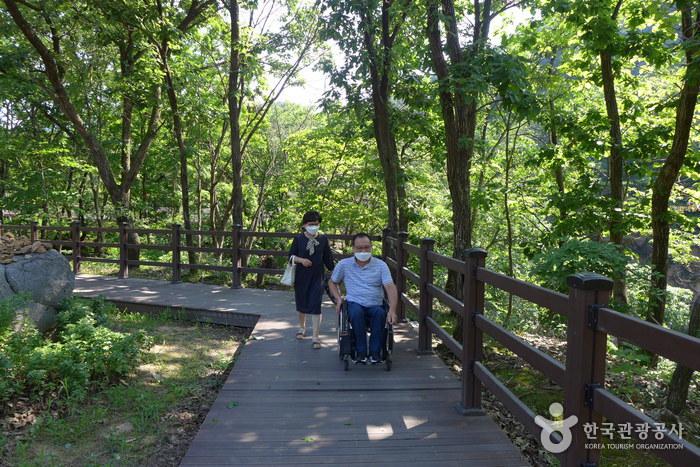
[
  {"xmin": 2, "ymin": 222, "xmax": 698, "ymax": 465},
  {"xmin": 0, "ymin": 222, "xmax": 380, "ymax": 289},
  {"xmin": 382, "ymin": 233, "xmax": 700, "ymax": 467}
]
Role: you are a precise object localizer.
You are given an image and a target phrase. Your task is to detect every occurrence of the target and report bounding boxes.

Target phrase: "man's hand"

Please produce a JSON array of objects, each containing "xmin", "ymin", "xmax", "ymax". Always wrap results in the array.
[
  {"xmin": 383, "ymin": 283, "xmax": 398, "ymax": 325},
  {"xmin": 298, "ymin": 258, "xmax": 312, "ymax": 267}
]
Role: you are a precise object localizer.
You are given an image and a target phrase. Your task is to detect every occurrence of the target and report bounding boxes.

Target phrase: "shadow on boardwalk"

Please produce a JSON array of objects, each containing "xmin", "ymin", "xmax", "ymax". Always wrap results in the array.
[{"xmin": 75, "ymin": 275, "xmax": 527, "ymax": 466}]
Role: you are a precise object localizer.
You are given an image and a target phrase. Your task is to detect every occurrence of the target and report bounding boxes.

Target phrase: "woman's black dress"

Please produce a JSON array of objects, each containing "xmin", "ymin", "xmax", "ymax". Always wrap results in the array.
[{"xmin": 288, "ymin": 233, "xmax": 334, "ymax": 315}]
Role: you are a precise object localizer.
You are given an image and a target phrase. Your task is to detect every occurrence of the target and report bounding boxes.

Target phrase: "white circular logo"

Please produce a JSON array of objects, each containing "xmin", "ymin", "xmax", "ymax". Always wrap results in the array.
[{"xmin": 534, "ymin": 402, "xmax": 578, "ymax": 454}]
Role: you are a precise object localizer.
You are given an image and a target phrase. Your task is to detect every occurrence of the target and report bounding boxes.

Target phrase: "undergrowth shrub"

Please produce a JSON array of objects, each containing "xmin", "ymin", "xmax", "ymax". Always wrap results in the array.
[{"xmin": 0, "ymin": 296, "xmax": 152, "ymax": 409}]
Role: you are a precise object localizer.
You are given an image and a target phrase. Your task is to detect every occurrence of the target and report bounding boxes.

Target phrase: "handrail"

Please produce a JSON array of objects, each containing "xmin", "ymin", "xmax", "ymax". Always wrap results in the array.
[
  {"xmin": 475, "ymin": 315, "xmax": 567, "ymax": 385},
  {"xmin": 592, "ymin": 387, "xmax": 700, "ymax": 465},
  {"xmin": 597, "ymin": 307, "xmax": 700, "ymax": 371},
  {"xmin": 426, "ymin": 316, "xmax": 461, "ymax": 357},
  {"xmin": 426, "ymin": 283, "xmax": 463, "ymax": 315},
  {"xmin": 400, "ymin": 294, "xmax": 419, "ymax": 315},
  {"xmin": 477, "ymin": 267, "xmax": 569, "ymax": 316},
  {"xmin": 402, "ymin": 242, "xmax": 421, "ymax": 256},
  {"xmin": 427, "ymin": 250, "xmax": 464, "ymax": 274},
  {"xmin": 382, "ymin": 236, "xmax": 698, "ymax": 466},
  {"xmin": 129, "ymin": 228, "xmax": 171, "ymax": 235},
  {"xmin": 2, "ymin": 222, "xmax": 384, "ymax": 289},
  {"xmin": 5, "ymin": 222, "xmax": 698, "ymax": 466},
  {"xmin": 402, "ymin": 267, "xmax": 420, "ymax": 286}
]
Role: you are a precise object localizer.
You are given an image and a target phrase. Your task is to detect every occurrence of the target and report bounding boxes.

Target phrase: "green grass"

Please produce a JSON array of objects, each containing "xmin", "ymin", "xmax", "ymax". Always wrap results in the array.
[{"xmin": 4, "ymin": 307, "xmax": 246, "ymax": 466}]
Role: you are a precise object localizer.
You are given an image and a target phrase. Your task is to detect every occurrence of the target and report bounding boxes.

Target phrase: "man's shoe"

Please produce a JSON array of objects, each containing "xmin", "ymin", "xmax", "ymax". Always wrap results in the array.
[
  {"xmin": 354, "ymin": 354, "xmax": 367, "ymax": 364},
  {"xmin": 368, "ymin": 356, "xmax": 382, "ymax": 365}
]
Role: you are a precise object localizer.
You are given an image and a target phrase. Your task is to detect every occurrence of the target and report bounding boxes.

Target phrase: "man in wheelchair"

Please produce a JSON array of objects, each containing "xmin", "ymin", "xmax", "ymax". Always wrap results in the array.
[{"xmin": 328, "ymin": 233, "xmax": 398, "ymax": 364}]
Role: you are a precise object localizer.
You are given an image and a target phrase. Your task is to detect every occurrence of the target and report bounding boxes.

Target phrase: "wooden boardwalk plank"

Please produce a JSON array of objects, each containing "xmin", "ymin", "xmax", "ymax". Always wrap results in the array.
[{"xmin": 75, "ymin": 275, "xmax": 528, "ymax": 466}]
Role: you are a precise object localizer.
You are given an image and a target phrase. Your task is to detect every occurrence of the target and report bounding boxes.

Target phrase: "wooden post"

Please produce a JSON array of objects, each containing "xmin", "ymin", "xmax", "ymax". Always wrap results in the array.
[
  {"xmin": 70, "ymin": 221, "xmax": 81, "ymax": 274},
  {"xmin": 231, "ymin": 224, "xmax": 241, "ymax": 288},
  {"xmin": 395, "ymin": 231, "xmax": 408, "ymax": 321},
  {"xmin": 564, "ymin": 273, "xmax": 612, "ymax": 466},
  {"xmin": 381, "ymin": 227, "xmax": 392, "ymax": 261},
  {"xmin": 418, "ymin": 238, "xmax": 435, "ymax": 354},
  {"xmin": 30, "ymin": 221, "xmax": 38, "ymax": 242},
  {"xmin": 118, "ymin": 222, "xmax": 129, "ymax": 279},
  {"xmin": 171, "ymin": 223, "xmax": 181, "ymax": 282},
  {"xmin": 459, "ymin": 247, "xmax": 487, "ymax": 415}
]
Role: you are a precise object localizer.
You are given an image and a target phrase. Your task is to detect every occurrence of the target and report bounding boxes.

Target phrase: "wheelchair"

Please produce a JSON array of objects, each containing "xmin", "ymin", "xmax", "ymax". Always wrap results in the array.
[{"xmin": 337, "ymin": 300, "xmax": 393, "ymax": 371}]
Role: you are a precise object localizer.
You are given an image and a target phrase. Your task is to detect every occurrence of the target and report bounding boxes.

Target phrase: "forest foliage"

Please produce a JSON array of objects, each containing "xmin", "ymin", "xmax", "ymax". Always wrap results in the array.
[{"xmin": 1, "ymin": 1, "xmax": 698, "ymax": 365}]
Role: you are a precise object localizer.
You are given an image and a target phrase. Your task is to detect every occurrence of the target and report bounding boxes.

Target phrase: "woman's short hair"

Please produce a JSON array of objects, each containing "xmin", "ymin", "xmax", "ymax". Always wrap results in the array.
[{"xmin": 302, "ymin": 210, "xmax": 322, "ymax": 224}]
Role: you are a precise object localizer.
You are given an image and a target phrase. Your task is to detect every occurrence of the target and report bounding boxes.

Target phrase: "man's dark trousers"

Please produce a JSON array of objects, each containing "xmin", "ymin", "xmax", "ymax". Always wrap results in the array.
[{"xmin": 347, "ymin": 301, "xmax": 386, "ymax": 360}]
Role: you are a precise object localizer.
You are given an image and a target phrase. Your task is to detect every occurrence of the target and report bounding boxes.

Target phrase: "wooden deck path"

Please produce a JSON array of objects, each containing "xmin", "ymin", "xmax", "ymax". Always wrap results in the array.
[{"xmin": 75, "ymin": 275, "xmax": 527, "ymax": 466}]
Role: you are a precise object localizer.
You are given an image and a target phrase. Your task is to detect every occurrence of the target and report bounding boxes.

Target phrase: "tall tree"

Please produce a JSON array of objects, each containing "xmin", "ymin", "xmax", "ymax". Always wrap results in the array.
[
  {"xmin": 426, "ymin": 0, "xmax": 486, "ymax": 263},
  {"xmin": 426, "ymin": 0, "xmax": 522, "ymax": 339},
  {"xmin": 227, "ymin": 0, "xmax": 243, "ymax": 226},
  {"xmin": 225, "ymin": 0, "xmax": 320, "ymax": 228},
  {"xmin": 321, "ymin": 0, "xmax": 413, "ymax": 232},
  {"xmin": 598, "ymin": 0, "xmax": 627, "ymax": 306},
  {"xmin": 3, "ymin": 0, "xmax": 164, "ymax": 262},
  {"xmin": 647, "ymin": 1, "xmax": 700, "ymax": 332},
  {"xmin": 155, "ymin": 0, "xmax": 217, "ymax": 266}
]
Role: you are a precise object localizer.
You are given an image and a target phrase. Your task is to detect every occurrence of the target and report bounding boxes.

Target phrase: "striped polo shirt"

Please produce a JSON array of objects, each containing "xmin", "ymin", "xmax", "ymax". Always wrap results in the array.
[{"xmin": 331, "ymin": 256, "xmax": 393, "ymax": 307}]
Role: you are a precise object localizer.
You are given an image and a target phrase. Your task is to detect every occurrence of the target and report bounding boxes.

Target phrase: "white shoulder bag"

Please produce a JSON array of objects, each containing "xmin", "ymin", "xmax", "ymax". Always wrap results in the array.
[{"xmin": 281, "ymin": 255, "xmax": 296, "ymax": 286}]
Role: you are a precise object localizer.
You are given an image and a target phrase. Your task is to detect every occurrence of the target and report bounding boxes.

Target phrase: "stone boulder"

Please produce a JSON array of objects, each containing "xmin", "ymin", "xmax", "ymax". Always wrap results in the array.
[
  {"xmin": 13, "ymin": 302, "xmax": 57, "ymax": 334},
  {"xmin": 1, "ymin": 249, "xmax": 74, "ymax": 333},
  {"xmin": 0, "ymin": 264, "xmax": 13, "ymax": 300},
  {"xmin": 5, "ymin": 250, "xmax": 74, "ymax": 308}
]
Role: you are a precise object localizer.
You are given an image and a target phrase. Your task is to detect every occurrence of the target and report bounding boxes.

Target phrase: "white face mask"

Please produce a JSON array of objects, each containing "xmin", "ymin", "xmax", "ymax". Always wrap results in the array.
[
  {"xmin": 354, "ymin": 251, "xmax": 372, "ymax": 262},
  {"xmin": 305, "ymin": 225, "xmax": 320, "ymax": 235}
]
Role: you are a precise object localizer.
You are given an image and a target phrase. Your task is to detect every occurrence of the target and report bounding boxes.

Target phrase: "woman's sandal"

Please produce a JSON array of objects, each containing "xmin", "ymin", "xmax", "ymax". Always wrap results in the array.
[
  {"xmin": 312, "ymin": 341, "xmax": 321, "ymax": 349},
  {"xmin": 296, "ymin": 329, "xmax": 305, "ymax": 340}
]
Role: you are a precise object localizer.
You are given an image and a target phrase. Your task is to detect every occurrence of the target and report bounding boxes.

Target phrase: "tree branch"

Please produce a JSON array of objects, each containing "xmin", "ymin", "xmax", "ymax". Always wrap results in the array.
[
  {"xmin": 121, "ymin": 86, "xmax": 163, "ymax": 195},
  {"xmin": 3, "ymin": 0, "xmax": 120, "ymax": 199}
]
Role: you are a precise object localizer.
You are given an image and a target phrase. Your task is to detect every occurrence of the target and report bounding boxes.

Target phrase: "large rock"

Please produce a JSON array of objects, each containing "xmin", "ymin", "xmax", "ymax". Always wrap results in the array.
[
  {"xmin": 13, "ymin": 301, "xmax": 57, "ymax": 334},
  {"xmin": 5, "ymin": 250, "xmax": 74, "ymax": 308},
  {"xmin": 0, "ymin": 264, "xmax": 13, "ymax": 300}
]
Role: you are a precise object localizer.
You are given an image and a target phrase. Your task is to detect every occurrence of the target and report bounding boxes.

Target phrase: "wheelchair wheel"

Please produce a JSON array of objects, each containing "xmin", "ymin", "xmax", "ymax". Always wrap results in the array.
[
  {"xmin": 343, "ymin": 356, "xmax": 350, "ymax": 371},
  {"xmin": 385, "ymin": 358, "xmax": 392, "ymax": 372}
]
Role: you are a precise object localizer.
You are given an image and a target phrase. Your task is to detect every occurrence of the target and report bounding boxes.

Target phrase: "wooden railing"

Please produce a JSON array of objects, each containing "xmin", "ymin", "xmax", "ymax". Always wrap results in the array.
[
  {"xmin": 383, "ymin": 232, "xmax": 700, "ymax": 467},
  {"xmin": 4, "ymin": 222, "xmax": 699, "ymax": 465},
  {"xmin": 0, "ymin": 222, "xmax": 379, "ymax": 288}
]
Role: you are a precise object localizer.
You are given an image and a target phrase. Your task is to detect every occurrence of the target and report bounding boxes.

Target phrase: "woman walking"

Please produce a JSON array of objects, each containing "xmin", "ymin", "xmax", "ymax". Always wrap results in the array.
[{"xmin": 288, "ymin": 210, "xmax": 335, "ymax": 348}]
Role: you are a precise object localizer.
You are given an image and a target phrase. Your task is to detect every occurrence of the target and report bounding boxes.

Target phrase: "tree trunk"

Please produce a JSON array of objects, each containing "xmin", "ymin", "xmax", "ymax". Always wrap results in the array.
[
  {"xmin": 600, "ymin": 49, "xmax": 627, "ymax": 307},
  {"xmin": 195, "ymin": 149, "xmax": 203, "ymax": 249},
  {"xmin": 361, "ymin": 2, "xmax": 408, "ymax": 233},
  {"xmin": 427, "ymin": 0, "xmax": 489, "ymax": 341},
  {"xmin": 503, "ymin": 114, "xmax": 515, "ymax": 326},
  {"xmin": 90, "ymin": 175, "xmax": 104, "ymax": 257},
  {"xmin": 5, "ymin": 0, "xmax": 162, "ymax": 251},
  {"xmin": 228, "ymin": 0, "xmax": 244, "ymax": 227},
  {"xmin": 548, "ymin": 97, "xmax": 566, "ymax": 222},
  {"xmin": 647, "ymin": 4, "xmax": 700, "ymax": 344},
  {"xmin": 666, "ymin": 292, "xmax": 700, "ymax": 414},
  {"xmin": 209, "ymin": 121, "xmax": 227, "ymax": 250},
  {"xmin": 161, "ymin": 46, "xmax": 196, "ymax": 266},
  {"xmin": 371, "ymin": 97, "xmax": 402, "ymax": 232}
]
